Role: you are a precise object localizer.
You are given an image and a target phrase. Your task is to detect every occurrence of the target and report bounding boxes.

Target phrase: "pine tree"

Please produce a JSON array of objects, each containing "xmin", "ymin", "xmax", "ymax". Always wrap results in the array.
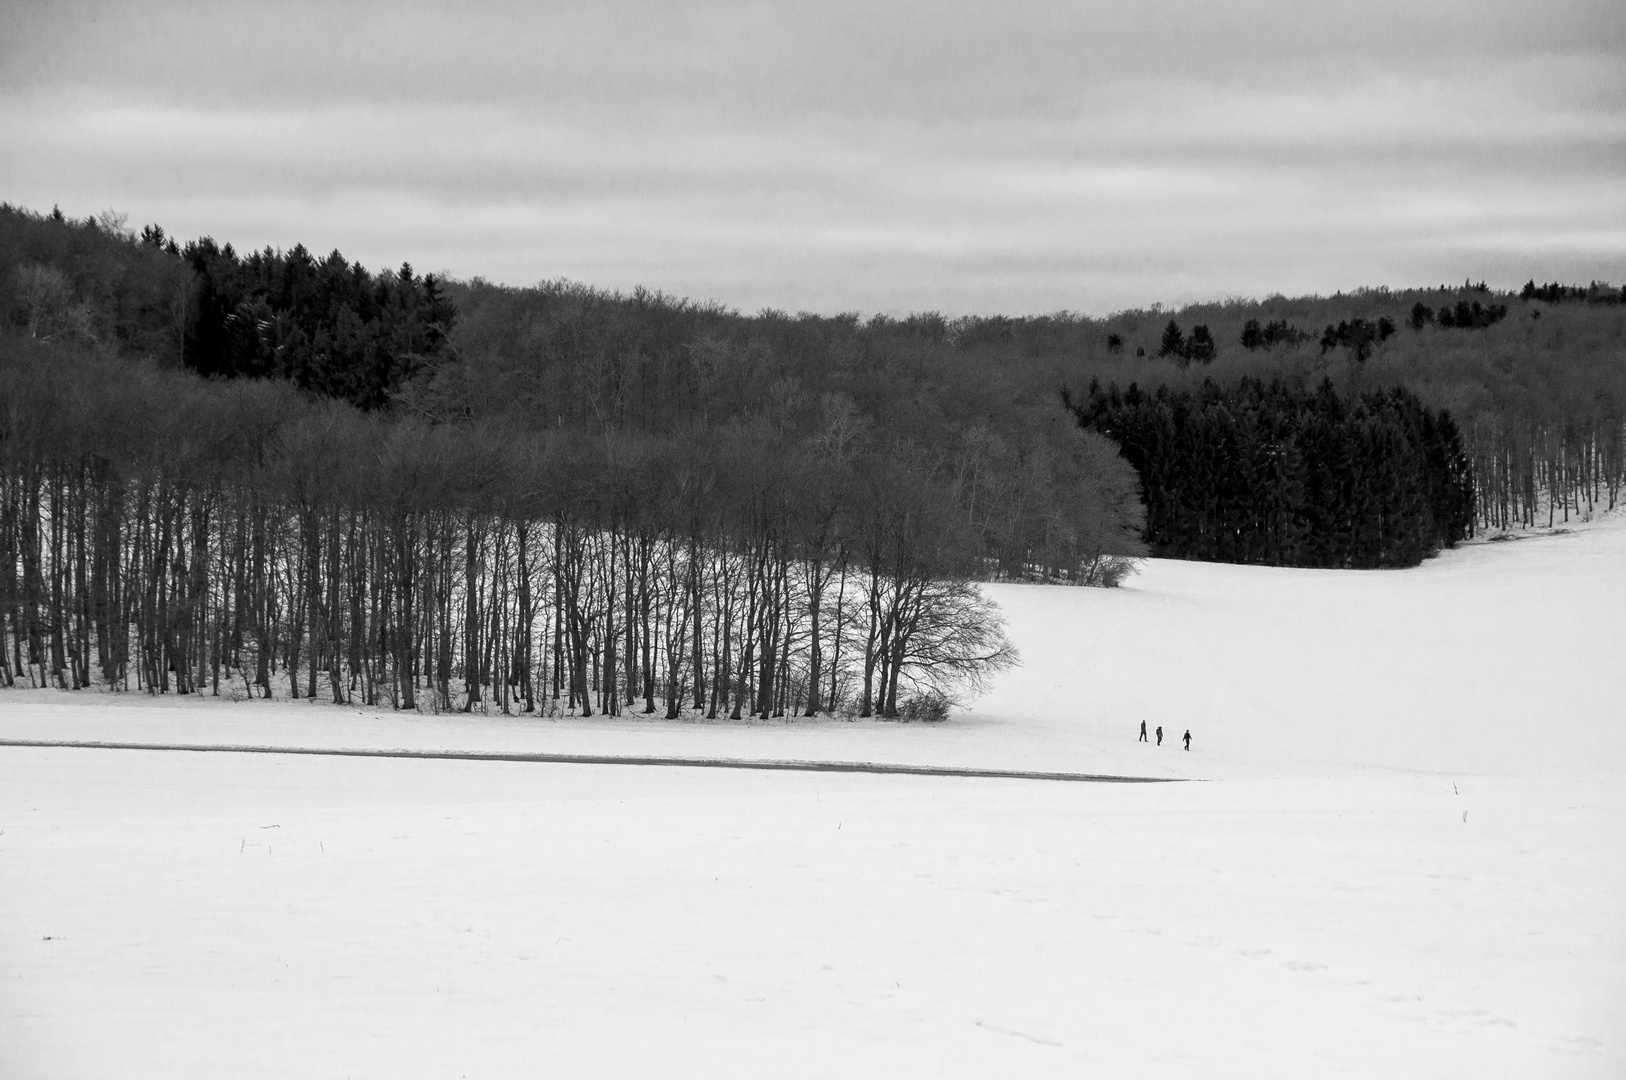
[
  {"xmin": 1158, "ymin": 320, "xmax": 1185, "ymax": 360},
  {"xmin": 1186, "ymin": 325, "xmax": 1216, "ymax": 364}
]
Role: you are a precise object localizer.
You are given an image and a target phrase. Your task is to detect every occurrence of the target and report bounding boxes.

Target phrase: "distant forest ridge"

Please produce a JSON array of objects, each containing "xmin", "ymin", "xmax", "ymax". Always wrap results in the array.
[
  {"xmin": 3, "ymin": 199, "xmax": 1622, "ymax": 710},
  {"xmin": 4, "ymin": 202, "xmax": 1623, "ymax": 368},
  {"xmin": 1, "ymin": 202, "xmax": 1140, "ymax": 714},
  {"xmin": 4, "ymin": 199, "xmax": 1623, "ymax": 535}
]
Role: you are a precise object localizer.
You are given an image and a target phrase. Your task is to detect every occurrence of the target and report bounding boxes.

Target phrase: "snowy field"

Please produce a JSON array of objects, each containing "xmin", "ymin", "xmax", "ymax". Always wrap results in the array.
[{"xmin": 3, "ymin": 513, "xmax": 1624, "ymax": 1078}]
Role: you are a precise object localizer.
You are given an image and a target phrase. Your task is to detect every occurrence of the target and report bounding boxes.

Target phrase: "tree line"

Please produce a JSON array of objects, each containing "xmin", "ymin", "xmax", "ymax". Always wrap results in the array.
[
  {"xmin": 1065, "ymin": 288, "xmax": 1624, "ymax": 534},
  {"xmin": 0, "ymin": 336, "xmax": 1022, "ymax": 714},
  {"xmin": 1457, "ymin": 404, "xmax": 1623, "ymax": 533},
  {"xmin": 1520, "ymin": 280, "xmax": 1625, "ymax": 305},
  {"xmin": 1, "ymin": 205, "xmax": 458, "ymax": 412},
  {"xmin": 1319, "ymin": 317, "xmax": 1396, "ymax": 362},
  {"xmin": 181, "ymin": 237, "xmax": 457, "ymax": 410},
  {"xmin": 4, "ymin": 198, "xmax": 1619, "ymax": 589},
  {"xmin": 1408, "ymin": 299, "xmax": 1508, "ymax": 331},
  {"xmin": 1240, "ymin": 319, "xmax": 1310, "ymax": 351},
  {"xmin": 1065, "ymin": 378, "xmax": 1476, "ymax": 568},
  {"xmin": 2, "ymin": 203, "xmax": 1148, "ymax": 584}
]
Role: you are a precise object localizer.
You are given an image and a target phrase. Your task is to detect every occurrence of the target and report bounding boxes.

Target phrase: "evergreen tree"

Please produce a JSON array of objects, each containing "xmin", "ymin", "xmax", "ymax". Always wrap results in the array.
[
  {"xmin": 1158, "ymin": 320, "xmax": 1185, "ymax": 359},
  {"xmin": 1186, "ymin": 324, "xmax": 1216, "ymax": 364}
]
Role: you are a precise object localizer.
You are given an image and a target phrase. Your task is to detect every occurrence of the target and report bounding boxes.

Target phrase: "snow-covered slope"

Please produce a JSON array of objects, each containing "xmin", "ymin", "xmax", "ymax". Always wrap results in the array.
[
  {"xmin": 2, "ymin": 512, "xmax": 1622, "ymax": 1079},
  {"xmin": 977, "ymin": 511, "xmax": 1626, "ymax": 780},
  {"xmin": 4, "ymin": 511, "xmax": 1622, "ymax": 781}
]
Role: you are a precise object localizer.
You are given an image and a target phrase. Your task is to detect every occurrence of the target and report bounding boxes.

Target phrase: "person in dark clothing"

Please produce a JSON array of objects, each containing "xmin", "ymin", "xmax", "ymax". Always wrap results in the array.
[
  {"xmin": 1155, "ymin": 726, "xmax": 1163, "ymax": 746},
  {"xmin": 1183, "ymin": 729, "xmax": 1191, "ymax": 751},
  {"xmin": 1139, "ymin": 721, "xmax": 1148, "ymax": 742}
]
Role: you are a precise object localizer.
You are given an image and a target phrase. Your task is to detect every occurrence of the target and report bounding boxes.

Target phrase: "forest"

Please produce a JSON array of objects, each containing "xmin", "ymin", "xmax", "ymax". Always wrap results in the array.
[
  {"xmin": 2, "ymin": 201, "xmax": 1624, "ymax": 707},
  {"xmin": 0, "ymin": 334, "xmax": 1035, "ymax": 716},
  {"xmin": 1083, "ymin": 289, "xmax": 1623, "ymax": 534},
  {"xmin": 0, "ymin": 204, "xmax": 1146, "ymax": 711},
  {"xmin": 1067, "ymin": 379, "xmax": 1475, "ymax": 568}
]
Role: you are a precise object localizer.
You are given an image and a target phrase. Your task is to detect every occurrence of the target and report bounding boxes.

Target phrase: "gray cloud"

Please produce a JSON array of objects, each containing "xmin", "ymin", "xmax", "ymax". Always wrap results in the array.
[{"xmin": 2, "ymin": 0, "xmax": 1622, "ymax": 314}]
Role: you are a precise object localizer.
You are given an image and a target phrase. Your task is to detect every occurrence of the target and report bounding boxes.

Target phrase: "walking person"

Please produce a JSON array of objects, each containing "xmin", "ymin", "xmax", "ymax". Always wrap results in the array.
[
  {"xmin": 1155, "ymin": 726, "xmax": 1163, "ymax": 746},
  {"xmin": 1183, "ymin": 729, "xmax": 1191, "ymax": 751},
  {"xmin": 1139, "ymin": 720, "xmax": 1148, "ymax": 743}
]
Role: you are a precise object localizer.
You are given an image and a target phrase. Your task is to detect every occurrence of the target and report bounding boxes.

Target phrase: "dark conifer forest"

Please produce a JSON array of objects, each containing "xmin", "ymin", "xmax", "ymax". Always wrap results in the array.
[
  {"xmin": 180, "ymin": 236, "xmax": 457, "ymax": 410},
  {"xmin": 2, "ymin": 202, "xmax": 1623, "ymax": 707},
  {"xmin": 1066, "ymin": 379, "xmax": 1475, "ymax": 567}
]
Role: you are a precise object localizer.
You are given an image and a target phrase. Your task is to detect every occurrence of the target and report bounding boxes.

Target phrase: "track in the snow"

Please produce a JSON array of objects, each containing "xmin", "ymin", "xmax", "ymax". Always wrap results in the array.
[{"xmin": 0, "ymin": 738, "xmax": 1186, "ymax": 784}]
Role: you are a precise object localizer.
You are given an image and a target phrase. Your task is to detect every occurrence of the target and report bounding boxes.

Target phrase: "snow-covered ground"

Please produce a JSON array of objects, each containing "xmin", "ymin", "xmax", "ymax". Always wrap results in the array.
[{"xmin": 3, "ymin": 513, "xmax": 1623, "ymax": 1078}]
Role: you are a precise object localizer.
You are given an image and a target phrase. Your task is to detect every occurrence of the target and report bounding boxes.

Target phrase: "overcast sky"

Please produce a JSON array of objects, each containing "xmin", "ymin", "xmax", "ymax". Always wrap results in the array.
[{"xmin": 3, "ymin": 0, "xmax": 1623, "ymax": 315}]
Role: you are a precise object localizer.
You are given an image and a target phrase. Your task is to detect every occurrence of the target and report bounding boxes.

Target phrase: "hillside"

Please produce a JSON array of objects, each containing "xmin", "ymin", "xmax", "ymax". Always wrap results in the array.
[
  {"xmin": 6, "ymin": 506, "xmax": 1621, "ymax": 780},
  {"xmin": 3, "ymin": 504, "xmax": 1622, "ymax": 1079},
  {"xmin": 5, "ymin": 200, "xmax": 1624, "ymax": 551}
]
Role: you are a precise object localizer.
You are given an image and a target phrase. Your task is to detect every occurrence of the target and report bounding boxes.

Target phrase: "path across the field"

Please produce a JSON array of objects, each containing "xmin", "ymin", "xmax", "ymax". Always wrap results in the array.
[{"xmin": 0, "ymin": 738, "xmax": 1184, "ymax": 784}]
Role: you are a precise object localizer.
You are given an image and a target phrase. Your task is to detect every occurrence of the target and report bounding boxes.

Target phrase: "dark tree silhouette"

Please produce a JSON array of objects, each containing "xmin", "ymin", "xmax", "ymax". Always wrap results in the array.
[
  {"xmin": 1185, "ymin": 324, "xmax": 1216, "ymax": 364},
  {"xmin": 1320, "ymin": 317, "xmax": 1394, "ymax": 362},
  {"xmin": 1158, "ymin": 320, "xmax": 1185, "ymax": 359},
  {"xmin": 1067, "ymin": 377, "xmax": 1475, "ymax": 568}
]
